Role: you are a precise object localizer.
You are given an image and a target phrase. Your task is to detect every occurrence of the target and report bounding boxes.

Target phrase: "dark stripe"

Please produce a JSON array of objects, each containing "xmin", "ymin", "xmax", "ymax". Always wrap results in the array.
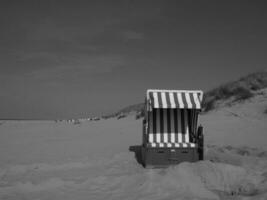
[
  {"xmin": 194, "ymin": 110, "xmax": 198, "ymax": 137},
  {"xmin": 156, "ymin": 109, "xmax": 161, "ymax": 135},
  {"xmin": 159, "ymin": 109, "xmax": 164, "ymax": 133},
  {"xmin": 167, "ymin": 109, "xmax": 171, "ymax": 143},
  {"xmin": 173, "ymin": 93, "xmax": 179, "ymax": 108},
  {"xmin": 195, "ymin": 110, "xmax": 198, "ymax": 139},
  {"xmin": 174, "ymin": 109, "xmax": 179, "ymax": 143},
  {"xmin": 174, "ymin": 109, "xmax": 178, "ymax": 133},
  {"xmin": 152, "ymin": 109, "xmax": 157, "ymax": 134},
  {"xmin": 187, "ymin": 109, "xmax": 192, "ymax": 142},
  {"xmin": 157, "ymin": 92, "xmax": 163, "ymax": 108},
  {"xmin": 181, "ymin": 93, "xmax": 188, "ymax": 108},
  {"xmin": 148, "ymin": 111, "xmax": 153, "ymax": 133},
  {"xmin": 193, "ymin": 110, "xmax": 197, "ymax": 132},
  {"xmin": 160, "ymin": 109, "xmax": 164, "ymax": 142},
  {"xmin": 189, "ymin": 93, "xmax": 197, "ymax": 108},
  {"xmin": 170, "ymin": 109, "xmax": 175, "ymax": 134},
  {"xmin": 192, "ymin": 110, "xmax": 195, "ymax": 142},
  {"xmin": 167, "ymin": 109, "xmax": 171, "ymax": 133},
  {"xmin": 181, "ymin": 109, "xmax": 186, "ymax": 142},
  {"xmin": 165, "ymin": 92, "xmax": 171, "ymax": 108},
  {"xmin": 188, "ymin": 109, "xmax": 192, "ymax": 133}
]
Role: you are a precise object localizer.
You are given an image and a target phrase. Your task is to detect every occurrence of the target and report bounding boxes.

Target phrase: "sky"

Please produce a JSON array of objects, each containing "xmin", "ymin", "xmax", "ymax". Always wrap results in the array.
[{"xmin": 0, "ymin": 0, "xmax": 267, "ymax": 119}]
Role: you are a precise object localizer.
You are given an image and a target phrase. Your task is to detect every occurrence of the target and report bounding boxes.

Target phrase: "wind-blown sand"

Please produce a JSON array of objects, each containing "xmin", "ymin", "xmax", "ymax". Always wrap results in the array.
[{"xmin": 0, "ymin": 91, "xmax": 267, "ymax": 200}]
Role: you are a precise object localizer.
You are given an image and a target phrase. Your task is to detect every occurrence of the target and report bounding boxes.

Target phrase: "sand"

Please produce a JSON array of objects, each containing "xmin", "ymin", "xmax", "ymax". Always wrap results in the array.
[{"xmin": 0, "ymin": 91, "xmax": 267, "ymax": 200}]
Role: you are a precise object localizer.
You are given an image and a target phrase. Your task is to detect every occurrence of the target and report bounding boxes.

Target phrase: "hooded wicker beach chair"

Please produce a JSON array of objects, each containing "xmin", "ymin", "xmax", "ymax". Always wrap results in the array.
[{"xmin": 141, "ymin": 89, "xmax": 204, "ymax": 168}]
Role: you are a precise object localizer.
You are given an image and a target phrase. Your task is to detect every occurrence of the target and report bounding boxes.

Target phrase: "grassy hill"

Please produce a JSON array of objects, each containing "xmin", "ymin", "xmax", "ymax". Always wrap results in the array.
[
  {"xmin": 203, "ymin": 71, "xmax": 267, "ymax": 112},
  {"xmin": 110, "ymin": 71, "xmax": 267, "ymax": 118}
]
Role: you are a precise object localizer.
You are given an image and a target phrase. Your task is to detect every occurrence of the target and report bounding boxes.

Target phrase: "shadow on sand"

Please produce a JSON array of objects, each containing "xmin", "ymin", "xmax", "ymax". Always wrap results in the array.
[{"xmin": 129, "ymin": 145, "xmax": 143, "ymax": 166}]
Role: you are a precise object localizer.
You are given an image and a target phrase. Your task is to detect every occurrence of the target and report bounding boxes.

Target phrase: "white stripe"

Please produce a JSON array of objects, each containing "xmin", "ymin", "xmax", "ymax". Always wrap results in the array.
[
  {"xmin": 169, "ymin": 92, "xmax": 176, "ymax": 108},
  {"xmin": 178, "ymin": 133, "xmax": 182, "ymax": 143},
  {"xmin": 156, "ymin": 133, "xmax": 161, "ymax": 143},
  {"xmin": 182, "ymin": 143, "xmax": 188, "ymax": 148},
  {"xmin": 193, "ymin": 93, "xmax": 201, "ymax": 109},
  {"xmin": 184, "ymin": 110, "xmax": 190, "ymax": 143},
  {"xmin": 153, "ymin": 92, "xmax": 159, "ymax": 108},
  {"xmin": 149, "ymin": 134, "xmax": 153, "ymax": 143},
  {"xmin": 185, "ymin": 131, "xmax": 190, "ymax": 143},
  {"xmin": 149, "ymin": 142, "xmax": 196, "ymax": 148},
  {"xmin": 163, "ymin": 133, "xmax": 168, "ymax": 143},
  {"xmin": 161, "ymin": 92, "xmax": 168, "ymax": 108},
  {"xmin": 177, "ymin": 93, "xmax": 184, "ymax": 108},
  {"xmin": 185, "ymin": 93, "xmax": 193, "ymax": 108}
]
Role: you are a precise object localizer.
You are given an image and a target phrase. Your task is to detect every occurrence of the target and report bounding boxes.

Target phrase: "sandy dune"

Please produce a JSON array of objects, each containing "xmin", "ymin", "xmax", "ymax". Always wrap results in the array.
[{"xmin": 0, "ymin": 91, "xmax": 267, "ymax": 200}]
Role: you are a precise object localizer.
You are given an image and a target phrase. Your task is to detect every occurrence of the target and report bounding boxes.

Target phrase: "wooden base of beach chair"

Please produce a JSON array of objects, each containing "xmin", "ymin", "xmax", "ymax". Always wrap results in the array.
[{"xmin": 141, "ymin": 146, "xmax": 201, "ymax": 168}]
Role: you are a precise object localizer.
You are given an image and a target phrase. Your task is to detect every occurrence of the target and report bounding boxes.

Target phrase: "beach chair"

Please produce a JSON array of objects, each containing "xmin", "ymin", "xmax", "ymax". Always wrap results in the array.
[{"xmin": 141, "ymin": 89, "xmax": 204, "ymax": 168}]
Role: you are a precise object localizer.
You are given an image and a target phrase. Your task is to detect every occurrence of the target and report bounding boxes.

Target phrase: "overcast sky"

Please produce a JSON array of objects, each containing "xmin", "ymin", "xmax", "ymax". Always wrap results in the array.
[{"xmin": 0, "ymin": 1, "xmax": 266, "ymax": 119}]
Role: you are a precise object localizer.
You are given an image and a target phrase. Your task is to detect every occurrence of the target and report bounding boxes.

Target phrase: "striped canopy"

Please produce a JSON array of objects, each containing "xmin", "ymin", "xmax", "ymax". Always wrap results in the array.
[{"xmin": 147, "ymin": 89, "xmax": 203, "ymax": 110}]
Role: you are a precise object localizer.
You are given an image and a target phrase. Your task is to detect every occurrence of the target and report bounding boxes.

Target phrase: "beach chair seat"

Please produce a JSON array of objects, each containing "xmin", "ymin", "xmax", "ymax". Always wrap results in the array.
[
  {"xmin": 146, "ymin": 108, "xmax": 197, "ymax": 147},
  {"xmin": 141, "ymin": 89, "xmax": 204, "ymax": 167}
]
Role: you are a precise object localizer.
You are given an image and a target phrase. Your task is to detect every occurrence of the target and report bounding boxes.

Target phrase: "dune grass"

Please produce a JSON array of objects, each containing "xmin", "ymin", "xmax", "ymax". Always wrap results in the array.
[
  {"xmin": 202, "ymin": 86, "xmax": 254, "ymax": 112},
  {"xmin": 202, "ymin": 71, "xmax": 267, "ymax": 112},
  {"xmin": 113, "ymin": 71, "xmax": 267, "ymax": 115}
]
